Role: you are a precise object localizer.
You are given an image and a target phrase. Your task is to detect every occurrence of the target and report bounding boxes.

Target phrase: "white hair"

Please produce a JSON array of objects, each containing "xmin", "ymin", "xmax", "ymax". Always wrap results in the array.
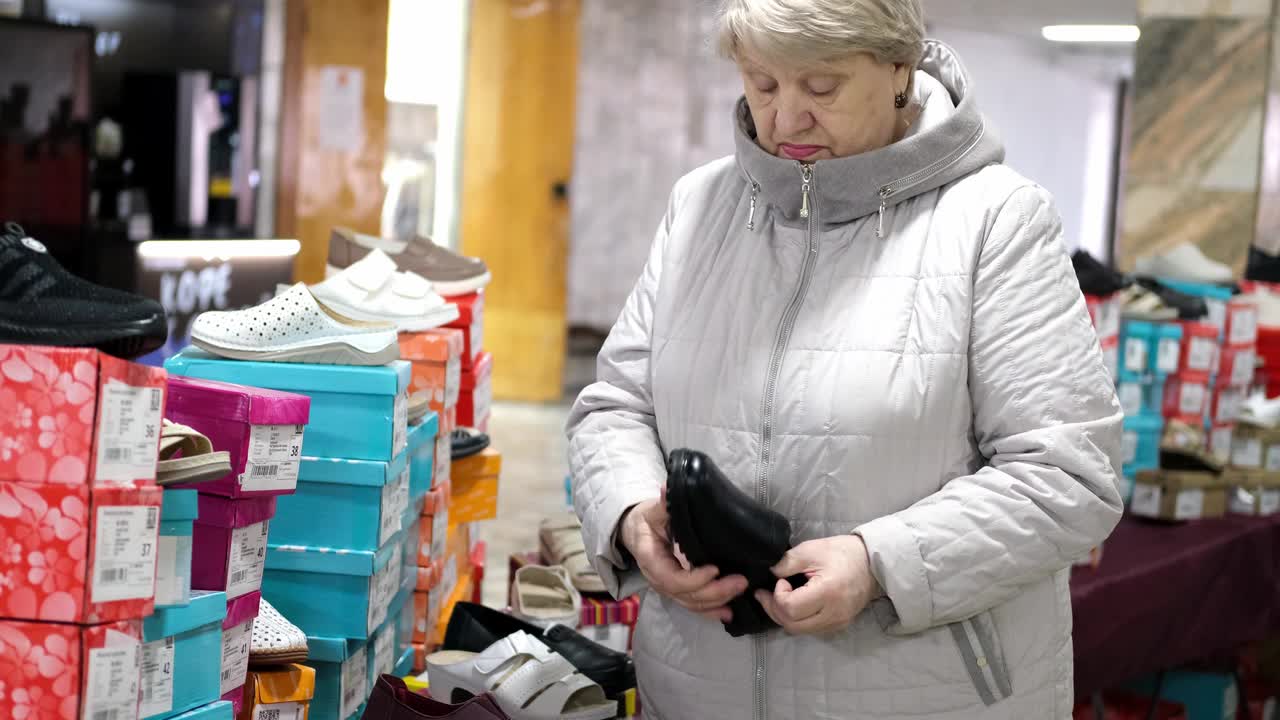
[{"xmin": 716, "ymin": 0, "xmax": 926, "ymax": 68}]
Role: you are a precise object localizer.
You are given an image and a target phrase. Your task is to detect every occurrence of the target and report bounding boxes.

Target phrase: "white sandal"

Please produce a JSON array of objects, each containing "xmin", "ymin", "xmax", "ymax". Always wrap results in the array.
[
  {"xmin": 538, "ymin": 514, "xmax": 605, "ymax": 593},
  {"xmin": 510, "ymin": 565, "xmax": 581, "ymax": 629},
  {"xmin": 156, "ymin": 420, "xmax": 232, "ymax": 486},
  {"xmin": 311, "ymin": 248, "xmax": 459, "ymax": 332},
  {"xmin": 425, "ymin": 631, "xmax": 616, "ymax": 720}
]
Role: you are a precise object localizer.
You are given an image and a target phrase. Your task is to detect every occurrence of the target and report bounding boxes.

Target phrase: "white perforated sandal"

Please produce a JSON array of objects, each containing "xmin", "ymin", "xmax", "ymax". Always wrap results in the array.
[
  {"xmin": 250, "ymin": 598, "xmax": 309, "ymax": 666},
  {"xmin": 311, "ymin": 248, "xmax": 458, "ymax": 332},
  {"xmin": 191, "ymin": 283, "xmax": 399, "ymax": 366},
  {"xmin": 425, "ymin": 631, "xmax": 616, "ymax": 720}
]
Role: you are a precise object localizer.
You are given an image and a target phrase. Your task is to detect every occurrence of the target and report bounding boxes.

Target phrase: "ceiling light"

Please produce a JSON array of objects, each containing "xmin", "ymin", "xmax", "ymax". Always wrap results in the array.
[{"xmin": 1042, "ymin": 25, "xmax": 1140, "ymax": 43}]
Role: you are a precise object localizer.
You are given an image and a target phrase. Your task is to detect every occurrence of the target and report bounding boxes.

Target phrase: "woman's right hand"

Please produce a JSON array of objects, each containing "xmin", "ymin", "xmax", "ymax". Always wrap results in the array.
[{"xmin": 620, "ymin": 493, "xmax": 748, "ymax": 623}]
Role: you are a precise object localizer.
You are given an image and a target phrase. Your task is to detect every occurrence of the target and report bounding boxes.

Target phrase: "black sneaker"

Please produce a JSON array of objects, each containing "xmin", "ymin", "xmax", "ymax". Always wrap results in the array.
[{"xmin": 0, "ymin": 223, "xmax": 167, "ymax": 358}]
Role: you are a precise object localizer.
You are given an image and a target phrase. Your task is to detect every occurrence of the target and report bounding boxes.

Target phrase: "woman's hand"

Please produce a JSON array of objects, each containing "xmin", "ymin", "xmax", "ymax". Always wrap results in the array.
[
  {"xmin": 754, "ymin": 535, "xmax": 880, "ymax": 635},
  {"xmin": 620, "ymin": 494, "xmax": 748, "ymax": 623}
]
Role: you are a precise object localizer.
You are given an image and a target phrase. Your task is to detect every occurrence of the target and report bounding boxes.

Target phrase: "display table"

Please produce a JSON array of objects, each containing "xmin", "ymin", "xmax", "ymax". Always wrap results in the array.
[{"xmin": 1071, "ymin": 514, "xmax": 1280, "ymax": 696}]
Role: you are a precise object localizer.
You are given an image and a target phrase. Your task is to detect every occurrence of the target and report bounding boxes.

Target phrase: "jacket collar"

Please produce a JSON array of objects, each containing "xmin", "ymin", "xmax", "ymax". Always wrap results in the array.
[{"xmin": 733, "ymin": 40, "xmax": 1005, "ymax": 227}]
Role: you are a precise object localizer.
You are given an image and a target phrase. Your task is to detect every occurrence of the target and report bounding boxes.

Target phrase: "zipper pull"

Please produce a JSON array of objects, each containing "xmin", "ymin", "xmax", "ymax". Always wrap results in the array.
[
  {"xmin": 747, "ymin": 182, "xmax": 760, "ymax": 231},
  {"xmin": 799, "ymin": 164, "xmax": 813, "ymax": 220},
  {"xmin": 877, "ymin": 187, "xmax": 891, "ymax": 238}
]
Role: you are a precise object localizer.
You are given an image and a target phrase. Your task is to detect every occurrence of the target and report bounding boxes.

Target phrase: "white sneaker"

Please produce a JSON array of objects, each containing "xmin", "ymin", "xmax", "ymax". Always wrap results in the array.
[
  {"xmin": 1134, "ymin": 243, "xmax": 1234, "ymax": 284},
  {"xmin": 191, "ymin": 283, "xmax": 400, "ymax": 365},
  {"xmin": 311, "ymin": 248, "xmax": 458, "ymax": 332}
]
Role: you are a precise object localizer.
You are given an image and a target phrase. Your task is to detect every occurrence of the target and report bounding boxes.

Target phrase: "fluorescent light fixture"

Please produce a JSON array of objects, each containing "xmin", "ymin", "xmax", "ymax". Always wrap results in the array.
[
  {"xmin": 137, "ymin": 239, "xmax": 301, "ymax": 261},
  {"xmin": 1042, "ymin": 25, "xmax": 1140, "ymax": 43}
]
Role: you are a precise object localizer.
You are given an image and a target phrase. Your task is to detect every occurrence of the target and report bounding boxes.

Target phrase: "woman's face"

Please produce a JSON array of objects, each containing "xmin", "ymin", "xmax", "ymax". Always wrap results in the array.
[{"xmin": 738, "ymin": 47, "xmax": 913, "ymax": 162}]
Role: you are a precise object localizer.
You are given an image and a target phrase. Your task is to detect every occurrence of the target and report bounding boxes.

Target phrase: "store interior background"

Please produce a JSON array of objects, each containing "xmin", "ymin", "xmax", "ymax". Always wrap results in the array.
[{"xmin": 0, "ymin": 0, "xmax": 1266, "ymax": 607}]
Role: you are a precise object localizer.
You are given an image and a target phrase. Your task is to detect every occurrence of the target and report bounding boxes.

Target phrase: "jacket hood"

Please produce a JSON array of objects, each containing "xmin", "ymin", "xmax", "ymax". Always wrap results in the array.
[{"xmin": 734, "ymin": 40, "xmax": 1005, "ymax": 226}]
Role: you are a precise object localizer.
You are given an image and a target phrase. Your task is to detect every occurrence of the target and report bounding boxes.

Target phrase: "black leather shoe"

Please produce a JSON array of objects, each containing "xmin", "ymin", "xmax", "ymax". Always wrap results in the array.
[
  {"xmin": 442, "ymin": 602, "xmax": 635, "ymax": 701},
  {"xmin": 665, "ymin": 449, "xmax": 806, "ymax": 637}
]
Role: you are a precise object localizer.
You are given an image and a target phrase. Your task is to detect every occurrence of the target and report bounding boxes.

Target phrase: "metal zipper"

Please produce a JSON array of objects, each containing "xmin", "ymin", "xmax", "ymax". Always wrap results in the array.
[
  {"xmin": 753, "ymin": 161, "xmax": 821, "ymax": 720},
  {"xmin": 747, "ymin": 181, "xmax": 761, "ymax": 231},
  {"xmin": 876, "ymin": 121, "xmax": 986, "ymax": 238}
]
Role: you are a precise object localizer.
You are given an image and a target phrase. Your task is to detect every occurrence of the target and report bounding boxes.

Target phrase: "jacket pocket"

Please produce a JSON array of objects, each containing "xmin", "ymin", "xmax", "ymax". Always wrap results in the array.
[{"xmin": 948, "ymin": 611, "xmax": 1014, "ymax": 706}]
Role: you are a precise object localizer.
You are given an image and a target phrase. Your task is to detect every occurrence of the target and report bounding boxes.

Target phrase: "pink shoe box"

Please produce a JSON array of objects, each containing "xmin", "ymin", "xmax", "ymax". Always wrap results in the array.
[
  {"xmin": 0, "ymin": 345, "xmax": 166, "ymax": 488},
  {"xmin": 0, "ymin": 480, "xmax": 162, "ymax": 623},
  {"xmin": 0, "ymin": 618, "xmax": 143, "ymax": 720},
  {"xmin": 164, "ymin": 376, "xmax": 311, "ymax": 499},
  {"xmin": 458, "ymin": 352, "xmax": 492, "ymax": 432},
  {"xmin": 218, "ymin": 590, "xmax": 262, "ymax": 715},
  {"xmin": 442, "ymin": 291, "xmax": 484, "ymax": 370},
  {"xmin": 192, "ymin": 494, "xmax": 275, "ymax": 600}
]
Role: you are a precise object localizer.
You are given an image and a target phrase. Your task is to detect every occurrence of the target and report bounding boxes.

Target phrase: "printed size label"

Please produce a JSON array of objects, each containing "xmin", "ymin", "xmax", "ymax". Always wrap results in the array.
[
  {"xmin": 1234, "ymin": 437, "xmax": 1264, "ymax": 469},
  {"xmin": 1155, "ymin": 338, "xmax": 1180, "ymax": 374},
  {"xmin": 379, "ymin": 469, "xmax": 410, "ymax": 545},
  {"xmin": 92, "ymin": 505, "xmax": 160, "ymax": 603},
  {"xmin": 393, "ymin": 392, "xmax": 409, "ymax": 456},
  {"xmin": 1187, "ymin": 337, "xmax": 1216, "ymax": 372},
  {"xmin": 470, "ymin": 316, "xmax": 484, "ymax": 364},
  {"xmin": 1179, "ymin": 383, "xmax": 1205, "ymax": 416},
  {"xmin": 1266, "ymin": 447, "xmax": 1280, "ymax": 472},
  {"xmin": 1118, "ymin": 384, "xmax": 1143, "ymax": 416},
  {"xmin": 1208, "ymin": 299, "xmax": 1227, "ymax": 334},
  {"xmin": 1230, "ymin": 307, "xmax": 1258, "ymax": 346},
  {"xmin": 1216, "ymin": 389, "xmax": 1244, "ymax": 424},
  {"xmin": 83, "ymin": 641, "xmax": 142, "ymax": 720},
  {"xmin": 1130, "ymin": 484, "xmax": 1162, "ymax": 518},
  {"xmin": 446, "ymin": 357, "xmax": 462, "ymax": 406},
  {"xmin": 1123, "ymin": 338, "xmax": 1147, "ymax": 373},
  {"xmin": 226, "ymin": 521, "xmax": 269, "ymax": 599},
  {"xmin": 374, "ymin": 626, "xmax": 395, "ymax": 678},
  {"xmin": 1102, "ymin": 344, "xmax": 1118, "ymax": 381},
  {"xmin": 473, "ymin": 376, "xmax": 493, "ymax": 428},
  {"xmin": 139, "ymin": 637, "xmax": 175, "ymax": 717},
  {"xmin": 95, "ymin": 380, "xmax": 164, "ymax": 482},
  {"xmin": 254, "ymin": 703, "xmax": 305, "ymax": 720},
  {"xmin": 1174, "ymin": 489, "xmax": 1205, "ymax": 520},
  {"xmin": 242, "ymin": 424, "xmax": 305, "ymax": 492},
  {"xmin": 220, "ymin": 618, "xmax": 253, "ymax": 695},
  {"xmin": 1211, "ymin": 426, "xmax": 1233, "ymax": 461},
  {"xmin": 1230, "ymin": 349, "xmax": 1257, "ymax": 387},
  {"xmin": 366, "ymin": 546, "xmax": 403, "ymax": 633},
  {"xmin": 340, "ymin": 646, "xmax": 369, "ymax": 720},
  {"xmin": 153, "ymin": 534, "xmax": 192, "ymax": 607},
  {"xmin": 431, "ymin": 505, "xmax": 449, "ymax": 560},
  {"xmin": 1121, "ymin": 431, "xmax": 1137, "ymax": 466},
  {"xmin": 1261, "ymin": 490, "xmax": 1280, "ymax": 515}
]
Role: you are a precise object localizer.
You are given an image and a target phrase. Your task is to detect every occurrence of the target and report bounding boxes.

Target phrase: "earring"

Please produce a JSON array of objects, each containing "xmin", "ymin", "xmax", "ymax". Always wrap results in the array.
[{"xmin": 894, "ymin": 91, "xmax": 909, "ymax": 109}]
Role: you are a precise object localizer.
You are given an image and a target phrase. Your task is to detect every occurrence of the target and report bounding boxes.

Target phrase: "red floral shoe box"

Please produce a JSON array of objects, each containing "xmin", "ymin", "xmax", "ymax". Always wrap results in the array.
[
  {"xmin": 458, "ymin": 352, "xmax": 492, "ymax": 432},
  {"xmin": 442, "ymin": 292, "xmax": 484, "ymax": 370},
  {"xmin": 0, "ymin": 345, "xmax": 167, "ymax": 487},
  {"xmin": 0, "ymin": 618, "xmax": 143, "ymax": 720},
  {"xmin": 0, "ymin": 481, "xmax": 162, "ymax": 623}
]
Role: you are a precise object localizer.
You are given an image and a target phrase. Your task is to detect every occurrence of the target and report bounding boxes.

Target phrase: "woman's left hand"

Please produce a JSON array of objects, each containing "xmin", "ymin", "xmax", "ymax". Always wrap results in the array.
[{"xmin": 754, "ymin": 535, "xmax": 880, "ymax": 636}]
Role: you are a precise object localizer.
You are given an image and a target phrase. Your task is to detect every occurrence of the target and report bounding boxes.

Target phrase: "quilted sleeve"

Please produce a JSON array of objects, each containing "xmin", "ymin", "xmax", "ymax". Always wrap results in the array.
[
  {"xmin": 565, "ymin": 188, "xmax": 680, "ymax": 599},
  {"xmin": 854, "ymin": 184, "xmax": 1124, "ymax": 634}
]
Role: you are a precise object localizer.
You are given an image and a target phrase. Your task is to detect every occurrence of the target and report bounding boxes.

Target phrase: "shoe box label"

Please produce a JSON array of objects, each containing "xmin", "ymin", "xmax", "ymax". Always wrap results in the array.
[
  {"xmin": 92, "ymin": 505, "xmax": 160, "ymax": 603},
  {"xmin": 1266, "ymin": 446, "xmax": 1280, "ymax": 473},
  {"xmin": 242, "ymin": 424, "xmax": 306, "ymax": 492},
  {"xmin": 340, "ymin": 645, "xmax": 369, "ymax": 720},
  {"xmin": 1174, "ymin": 382, "xmax": 1206, "ymax": 417},
  {"xmin": 393, "ymin": 392, "xmax": 409, "ymax": 457},
  {"xmin": 431, "ymin": 505, "xmax": 450, "ymax": 560},
  {"xmin": 380, "ymin": 468, "xmax": 410, "ymax": 545},
  {"xmin": 1121, "ymin": 430, "xmax": 1137, "ymax": 466},
  {"xmin": 1130, "ymin": 483, "xmax": 1162, "ymax": 518},
  {"xmin": 367, "ymin": 545, "xmax": 403, "ymax": 634},
  {"xmin": 1229, "ymin": 349, "xmax": 1257, "ymax": 388},
  {"xmin": 1187, "ymin": 336, "xmax": 1216, "ymax": 373},
  {"xmin": 472, "ymin": 374, "xmax": 493, "ymax": 428},
  {"xmin": 1174, "ymin": 489, "xmax": 1204, "ymax": 520},
  {"xmin": 1214, "ymin": 388, "xmax": 1245, "ymax": 425},
  {"xmin": 95, "ymin": 380, "xmax": 165, "ymax": 483},
  {"xmin": 83, "ymin": 640, "xmax": 142, "ymax": 720},
  {"xmin": 1117, "ymin": 383, "xmax": 1143, "ymax": 417},
  {"xmin": 154, "ymin": 534, "xmax": 193, "ymax": 607},
  {"xmin": 220, "ymin": 618, "xmax": 253, "ymax": 695},
  {"xmin": 1210, "ymin": 426, "xmax": 1233, "ymax": 462},
  {"xmin": 1123, "ymin": 338, "xmax": 1148, "ymax": 374},
  {"xmin": 227, "ymin": 520, "xmax": 270, "ymax": 599},
  {"xmin": 373, "ymin": 625, "xmax": 395, "ymax": 679},
  {"xmin": 1262, "ymin": 490, "xmax": 1280, "ymax": 516},
  {"xmin": 1233, "ymin": 436, "xmax": 1264, "ymax": 469},
  {"xmin": 1228, "ymin": 305, "xmax": 1258, "ymax": 346},
  {"xmin": 254, "ymin": 702, "xmax": 305, "ymax": 720},
  {"xmin": 470, "ymin": 315, "xmax": 484, "ymax": 364},
  {"xmin": 139, "ymin": 636, "xmax": 176, "ymax": 718},
  {"xmin": 1155, "ymin": 338, "xmax": 1181, "ymax": 374}
]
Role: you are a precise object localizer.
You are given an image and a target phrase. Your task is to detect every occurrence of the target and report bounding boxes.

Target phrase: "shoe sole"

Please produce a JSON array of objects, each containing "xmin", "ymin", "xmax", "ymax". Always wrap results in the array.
[
  {"xmin": 0, "ymin": 313, "xmax": 167, "ymax": 359},
  {"xmin": 434, "ymin": 272, "xmax": 491, "ymax": 298},
  {"xmin": 316, "ymin": 296, "xmax": 461, "ymax": 332},
  {"xmin": 191, "ymin": 336, "xmax": 400, "ymax": 366}
]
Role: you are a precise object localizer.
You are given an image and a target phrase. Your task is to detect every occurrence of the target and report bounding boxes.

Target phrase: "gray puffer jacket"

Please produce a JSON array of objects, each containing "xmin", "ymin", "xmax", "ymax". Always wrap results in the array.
[{"xmin": 567, "ymin": 41, "xmax": 1123, "ymax": 720}]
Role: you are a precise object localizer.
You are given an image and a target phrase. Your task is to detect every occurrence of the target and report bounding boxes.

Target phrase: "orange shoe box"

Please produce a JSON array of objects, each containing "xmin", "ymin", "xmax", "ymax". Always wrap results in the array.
[
  {"xmin": 237, "ymin": 664, "xmax": 315, "ymax": 720},
  {"xmin": 450, "ymin": 449, "xmax": 500, "ymax": 524},
  {"xmin": 418, "ymin": 481, "xmax": 450, "ymax": 565},
  {"xmin": 430, "ymin": 573, "xmax": 473, "ymax": 647},
  {"xmin": 399, "ymin": 328, "xmax": 463, "ymax": 426}
]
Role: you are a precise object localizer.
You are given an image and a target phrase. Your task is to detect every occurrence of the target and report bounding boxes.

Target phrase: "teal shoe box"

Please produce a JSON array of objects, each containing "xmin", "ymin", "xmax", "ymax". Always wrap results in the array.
[
  {"xmin": 165, "ymin": 349, "xmax": 411, "ymax": 462},
  {"xmin": 141, "ymin": 591, "xmax": 228, "ymax": 720},
  {"xmin": 263, "ymin": 534, "xmax": 403, "ymax": 640},
  {"xmin": 168, "ymin": 700, "xmax": 234, "ymax": 720},
  {"xmin": 272, "ymin": 450, "xmax": 409, "ymax": 552},
  {"xmin": 406, "ymin": 414, "xmax": 439, "ymax": 502},
  {"xmin": 394, "ymin": 646, "xmax": 414, "ymax": 677},
  {"xmin": 156, "ymin": 489, "xmax": 199, "ymax": 608},
  {"xmin": 367, "ymin": 611, "xmax": 400, "ymax": 691},
  {"xmin": 1128, "ymin": 670, "xmax": 1237, "ymax": 720},
  {"xmin": 307, "ymin": 635, "xmax": 371, "ymax": 720}
]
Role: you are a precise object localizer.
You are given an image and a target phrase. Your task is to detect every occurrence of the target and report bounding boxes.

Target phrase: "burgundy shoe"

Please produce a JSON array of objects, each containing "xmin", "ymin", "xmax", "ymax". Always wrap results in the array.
[{"xmin": 362, "ymin": 675, "xmax": 510, "ymax": 719}]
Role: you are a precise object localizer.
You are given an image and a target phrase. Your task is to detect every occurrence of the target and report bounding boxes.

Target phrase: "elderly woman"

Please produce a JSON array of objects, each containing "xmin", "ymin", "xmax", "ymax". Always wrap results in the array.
[{"xmin": 567, "ymin": 0, "xmax": 1123, "ymax": 718}]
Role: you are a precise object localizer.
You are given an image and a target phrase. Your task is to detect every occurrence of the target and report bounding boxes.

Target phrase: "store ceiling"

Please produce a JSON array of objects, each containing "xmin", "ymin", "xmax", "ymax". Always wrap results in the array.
[{"xmin": 924, "ymin": 0, "xmax": 1138, "ymax": 39}]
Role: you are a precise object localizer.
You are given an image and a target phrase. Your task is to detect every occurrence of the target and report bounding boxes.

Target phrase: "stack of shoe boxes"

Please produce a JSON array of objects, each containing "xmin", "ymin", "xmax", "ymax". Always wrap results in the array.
[
  {"xmin": 162, "ymin": 375, "xmax": 312, "ymax": 715},
  {"xmin": 1117, "ymin": 321, "xmax": 1171, "ymax": 500},
  {"xmin": 164, "ymin": 349, "xmax": 413, "ymax": 720},
  {"xmin": 1084, "ymin": 292, "xmax": 1122, "ymax": 381},
  {"xmin": 0, "ymin": 345, "xmax": 168, "ymax": 720},
  {"xmin": 446, "ymin": 291, "xmax": 490, "ymax": 433}
]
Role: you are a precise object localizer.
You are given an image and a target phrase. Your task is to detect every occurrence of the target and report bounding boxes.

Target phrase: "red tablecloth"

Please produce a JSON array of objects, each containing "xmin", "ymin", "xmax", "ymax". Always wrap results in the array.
[{"xmin": 1071, "ymin": 514, "xmax": 1280, "ymax": 696}]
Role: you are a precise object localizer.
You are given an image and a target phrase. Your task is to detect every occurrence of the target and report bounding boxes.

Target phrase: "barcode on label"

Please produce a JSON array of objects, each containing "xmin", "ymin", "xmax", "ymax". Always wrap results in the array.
[
  {"xmin": 229, "ymin": 569, "xmax": 247, "ymax": 585},
  {"xmin": 251, "ymin": 465, "xmax": 279, "ymax": 477},
  {"xmin": 150, "ymin": 388, "xmax": 163, "ymax": 411},
  {"xmin": 343, "ymin": 687, "xmax": 359, "ymax": 705},
  {"xmin": 145, "ymin": 507, "xmax": 158, "ymax": 530},
  {"xmin": 260, "ymin": 710, "xmax": 281, "ymax": 720},
  {"xmin": 93, "ymin": 711, "xmax": 120, "ymax": 720},
  {"xmin": 222, "ymin": 668, "xmax": 232, "ymax": 681},
  {"xmin": 98, "ymin": 568, "xmax": 127, "ymax": 585},
  {"xmin": 105, "ymin": 447, "xmax": 130, "ymax": 462}
]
